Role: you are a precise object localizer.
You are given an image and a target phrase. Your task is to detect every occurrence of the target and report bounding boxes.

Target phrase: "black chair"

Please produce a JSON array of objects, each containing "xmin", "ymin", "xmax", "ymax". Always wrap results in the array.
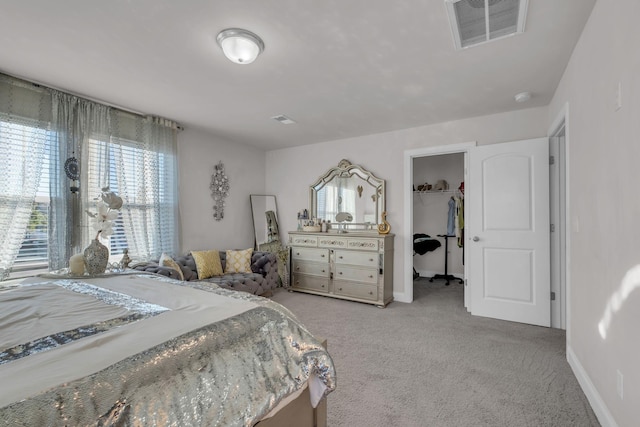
[{"xmin": 413, "ymin": 233, "xmax": 441, "ymax": 279}]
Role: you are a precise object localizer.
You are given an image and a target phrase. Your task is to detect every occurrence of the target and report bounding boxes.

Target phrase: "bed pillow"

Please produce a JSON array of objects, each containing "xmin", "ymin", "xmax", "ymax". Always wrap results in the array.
[
  {"xmin": 225, "ymin": 248, "xmax": 253, "ymax": 273},
  {"xmin": 159, "ymin": 253, "xmax": 185, "ymax": 281},
  {"xmin": 191, "ymin": 250, "xmax": 223, "ymax": 279}
]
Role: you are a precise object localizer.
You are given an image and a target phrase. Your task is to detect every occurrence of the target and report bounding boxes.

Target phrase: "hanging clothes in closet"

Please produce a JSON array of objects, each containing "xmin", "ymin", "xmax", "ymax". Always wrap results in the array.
[
  {"xmin": 447, "ymin": 197, "xmax": 456, "ymax": 236},
  {"xmin": 455, "ymin": 182, "xmax": 464, "ymax": 248}
]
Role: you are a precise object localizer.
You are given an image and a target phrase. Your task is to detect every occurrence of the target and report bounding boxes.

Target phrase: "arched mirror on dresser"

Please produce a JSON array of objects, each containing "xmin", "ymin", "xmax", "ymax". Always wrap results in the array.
[
  {"xmin": 310, "ymin": 159, "xmax": 385, "ymax": 232},
  {"xmin": 288, "ymin": 159, "xmax": 394, "ymax": 307},
  {"xmin": 250, "ymin": 195, "xmax": 288, "ymax": 287}
]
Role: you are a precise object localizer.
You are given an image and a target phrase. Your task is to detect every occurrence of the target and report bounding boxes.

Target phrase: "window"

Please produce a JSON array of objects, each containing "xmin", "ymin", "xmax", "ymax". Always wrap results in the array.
[
  {"xmin": 317, "ymin": 185, "xmax": 356, "ymax": 221},
  {"xmin": 87, "ymin": 136, "xmax": 177, "ymax": 259},
  {"xmin": 0, "ymin": 74, "xmax": 178, "ymax": 279}
]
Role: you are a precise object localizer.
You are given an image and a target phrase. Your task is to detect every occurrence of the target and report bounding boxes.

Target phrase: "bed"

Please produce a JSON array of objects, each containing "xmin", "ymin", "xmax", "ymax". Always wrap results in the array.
[{"xmin": 0, "ymin": 273, "xmax": 336, "ymax": 426}]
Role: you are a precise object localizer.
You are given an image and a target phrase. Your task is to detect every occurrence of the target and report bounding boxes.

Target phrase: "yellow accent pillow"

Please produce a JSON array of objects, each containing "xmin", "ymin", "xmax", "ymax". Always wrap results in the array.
[
  {"xmin": 225, "ymin": 248, "xmax": 253, "ymax": 273},
  {"xmin": 192, "ymin": 250, "xmax": 223, "ymax": 279},
  {"xmin": 160, "ymin": 253, "xmax": 185, "ymax": 281}
]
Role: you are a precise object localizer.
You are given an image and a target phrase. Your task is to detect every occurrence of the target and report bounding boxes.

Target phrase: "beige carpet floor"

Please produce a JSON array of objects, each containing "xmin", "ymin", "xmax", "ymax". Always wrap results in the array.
[{"xmin": 271, "ymin": 278, "xmax": 600, "ymax": 427}]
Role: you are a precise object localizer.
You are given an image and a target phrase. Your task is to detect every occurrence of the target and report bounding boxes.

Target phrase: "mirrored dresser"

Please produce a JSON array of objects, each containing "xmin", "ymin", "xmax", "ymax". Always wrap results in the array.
[{"xmin": 288, "ymin": 231, "xmax": 394, "ymax": 307}]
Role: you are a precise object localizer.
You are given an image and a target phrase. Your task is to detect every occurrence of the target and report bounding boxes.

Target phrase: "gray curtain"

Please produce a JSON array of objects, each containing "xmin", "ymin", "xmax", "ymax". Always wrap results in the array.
[
  {"xmin": 50, "ymin": 92, "xmax": 111, "ymax": 270},
  {"xmin": 0, "ymin": 75, "xmax": 51, "ymax": 279}
]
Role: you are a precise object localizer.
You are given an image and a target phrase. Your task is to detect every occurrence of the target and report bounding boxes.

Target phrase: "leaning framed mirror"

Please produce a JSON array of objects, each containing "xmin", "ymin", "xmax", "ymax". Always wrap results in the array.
[
  {"xmin": 249, "ymin": 194, "xmax": 289, "ymax": 287},
  {"xmin": 250, "ymin": 194, "xmax": 281, "ymax": 248}
]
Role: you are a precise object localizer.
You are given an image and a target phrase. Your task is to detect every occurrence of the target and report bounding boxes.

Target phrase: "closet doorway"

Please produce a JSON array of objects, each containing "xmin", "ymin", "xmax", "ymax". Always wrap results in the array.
[
  {"xmin": 412, "ymin": 153, "xmax": 465, "ymax": 289},
  {"xmin": 403, "ymin": 142, "xmax": 473, "ymax": 309}
]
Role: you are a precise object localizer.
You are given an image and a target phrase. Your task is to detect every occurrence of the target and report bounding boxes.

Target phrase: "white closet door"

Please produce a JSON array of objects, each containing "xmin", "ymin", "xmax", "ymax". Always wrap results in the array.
[{"xmin": 468, "ymin": 138, "xmax": 550, "ymax": 327}]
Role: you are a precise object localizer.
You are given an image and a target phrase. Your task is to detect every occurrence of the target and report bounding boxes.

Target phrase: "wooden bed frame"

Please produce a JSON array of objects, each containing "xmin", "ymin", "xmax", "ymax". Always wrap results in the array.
[
  {"xmin": 255, "ymin": 385, "xmax": 327, "ymax": 427},
  {"xmin": 255, "ymin": 338, "xmax": 328, "ymax": 427}
]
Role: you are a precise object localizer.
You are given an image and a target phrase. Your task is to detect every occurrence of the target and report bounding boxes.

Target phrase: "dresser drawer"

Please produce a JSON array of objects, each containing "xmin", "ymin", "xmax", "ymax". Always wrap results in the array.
[
  {"xmin": 291, "ymin": 247, "xmax": 329, "ymax": 262},
  {"xmin": 334, "ymin": 265, "xmax": 378, "ymax": 284},
  {"xmin": 334, "ymin": 250, "xmax": 378, "ymax": 268},
  {"xmin": 346, "ymin": 238, "xmax": 379, "ymax": 251},
  {"xmin": 292, "ymin": 260, "xmax": 330, "ymax": 277},
  {"xmin": 317, "ymin": 236, "xmax": 348, "ymax": 249},
  {"xmin": 334, "ymin": 280, "xmax": 378, "ymax": 301},
  {"xmin": 292, "ymin": 274, "xmax": 329, "ymax": 293},
  {"xmin": 289, "ymin": 235, "xmax": 318, "ymax": 247},
  {"xmin": 289, "ymin": 231, "xmax": 393, "ymax": 307}
]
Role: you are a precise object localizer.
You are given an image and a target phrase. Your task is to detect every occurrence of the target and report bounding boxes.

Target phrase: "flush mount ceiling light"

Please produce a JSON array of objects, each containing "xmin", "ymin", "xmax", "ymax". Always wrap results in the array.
[
  {"xmin": 445, "ymin": 0, "xmax": 529, "ymax": 49},
  {"xmin": 216, "ymin": 28, "xmax": 264, "ymax": 64},
  {"xmin": 514, "ymin": 91, "xmax": 531, "ymax": 103}
]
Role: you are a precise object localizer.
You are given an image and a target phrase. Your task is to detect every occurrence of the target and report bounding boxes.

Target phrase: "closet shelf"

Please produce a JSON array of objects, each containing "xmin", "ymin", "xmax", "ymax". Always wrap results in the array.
[
  {"xmin": 413, "ymin": 189, "xmax": 462, "ymax": 205},
  {"xmin": 413, "ymin": 190, "xmax": 454, "ymax": 194}
]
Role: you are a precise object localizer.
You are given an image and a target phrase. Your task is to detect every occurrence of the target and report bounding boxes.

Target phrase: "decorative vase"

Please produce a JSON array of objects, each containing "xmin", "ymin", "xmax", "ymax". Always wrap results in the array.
[
  {"xmin": 84, "ymin": 239, "xmax": 109, "ymax": 275},
  {"xmin": 377, "ymin": 211, "xmax": 391, "ymax": 235}
]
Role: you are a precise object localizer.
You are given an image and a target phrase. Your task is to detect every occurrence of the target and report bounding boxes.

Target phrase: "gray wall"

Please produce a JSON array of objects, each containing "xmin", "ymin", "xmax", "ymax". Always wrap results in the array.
[
  {"xmin": 548, "ymin": 0, "xmax": 639, "ymax": 425},
  {"xmin": 178, "ymin": 127, "xmax": 266, "ymax": 252}
]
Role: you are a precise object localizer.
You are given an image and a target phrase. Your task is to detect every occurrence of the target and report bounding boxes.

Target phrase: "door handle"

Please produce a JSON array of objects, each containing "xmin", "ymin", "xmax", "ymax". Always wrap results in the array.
[{"xmin": 472, "ymin": 236, "xmax": 480, "ymax": 242}]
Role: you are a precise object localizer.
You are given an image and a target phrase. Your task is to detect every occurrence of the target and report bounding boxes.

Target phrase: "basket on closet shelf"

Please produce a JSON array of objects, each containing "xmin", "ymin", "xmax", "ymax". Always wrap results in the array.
[{"xmin": 302, "ymin": 225, "xmax": 322, "ymax": 232}]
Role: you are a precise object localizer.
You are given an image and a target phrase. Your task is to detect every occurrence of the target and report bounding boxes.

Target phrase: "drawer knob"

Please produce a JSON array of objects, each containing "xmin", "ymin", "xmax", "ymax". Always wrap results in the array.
[
  {"xmin": 296, "ymin": 281, "xmax": 299, "ymax": 285},
  {"xmin": 339, "ymin": 272, "xmax": 343, "ymax": 275},
  {"xmin": 339, "ymin": 256, "xmax": 343, "ymax": 259},
  {"xmin": 296, "ymin": 252, "xmax": 300, "ymax": 256},
  {"xmin": 369, "ymin": 275, "xmax": 374, "ymax": 278},
  {"xmin": 369, "ymin": 291, "xmax": 373, "ymax": 295},
  {"xmin": 322, "ymin": 269, "xmax": 325, "ymax": 272},
  {"xmin": 321, "ymin": 284, "xmax": 325, "ymax": 288},
  {"xmin": 321, "ymin": 254, "xmax": 326, "ymax": 257},
  {"xmin": 339, "ymin": 287, "xmax": 343, "ymax": 291},
  {"xmin": 369, "ymin": 258, "xmax": 374, "ymax": 262},
  {"xmin": 296, "ymin": 267, "xmax": 300, "ymax": 271}
]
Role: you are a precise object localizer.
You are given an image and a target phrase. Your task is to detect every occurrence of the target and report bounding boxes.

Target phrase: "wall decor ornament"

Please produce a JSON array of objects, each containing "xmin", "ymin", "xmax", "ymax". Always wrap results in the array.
[
  {"xmin": 210, "ymin": 161, "xmax": 230, "ymax": 221},
  {"xmin": 64, "ymin": 156, "xmax": 80, "ymax": 193}
]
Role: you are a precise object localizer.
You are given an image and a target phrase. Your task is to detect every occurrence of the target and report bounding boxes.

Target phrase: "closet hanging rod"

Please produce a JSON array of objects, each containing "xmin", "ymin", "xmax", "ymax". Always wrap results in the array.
[{"xmin": 413, "ymin": 189, "xmax": 455, "ymax": 194}]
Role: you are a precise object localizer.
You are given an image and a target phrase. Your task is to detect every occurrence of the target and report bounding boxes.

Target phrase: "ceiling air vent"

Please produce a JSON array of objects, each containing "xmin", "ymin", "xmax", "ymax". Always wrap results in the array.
[
  {"xmin": 445, "ymin": 0, "xmax": 528, "ymax": 49},
  {"xmin": 271, "ymin": 114, "xmax": 296, "ymax": 125}
]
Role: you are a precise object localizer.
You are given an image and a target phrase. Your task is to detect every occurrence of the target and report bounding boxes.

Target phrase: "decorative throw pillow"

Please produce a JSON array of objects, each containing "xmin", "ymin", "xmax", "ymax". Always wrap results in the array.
[
  {"xmin": 159, "ymin": 253, "xmax": 185, "ymax": 281},
  {"xmin": 225, "ymin": 248, "xmax": 253, "ymax": 273},
  {"xmin": 191, "ymin": 250, "xmax": 223, "ymax": 279}
]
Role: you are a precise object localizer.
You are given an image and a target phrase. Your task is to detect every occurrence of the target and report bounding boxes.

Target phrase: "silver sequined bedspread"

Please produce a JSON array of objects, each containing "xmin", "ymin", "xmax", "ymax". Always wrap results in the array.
[{"xmin": 0, "ymin": 274, "xmax": 336, "ymax": 426}]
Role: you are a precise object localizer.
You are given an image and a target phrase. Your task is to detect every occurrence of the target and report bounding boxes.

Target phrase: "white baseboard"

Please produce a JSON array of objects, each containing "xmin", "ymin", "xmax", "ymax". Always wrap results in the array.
[
  {"xmin": 567, "ymin": 345, "xmax": 618, "ymax": 427},
  {"xmin": 393, "ymin": 291, "xmax": 412, "ymax": 303}
]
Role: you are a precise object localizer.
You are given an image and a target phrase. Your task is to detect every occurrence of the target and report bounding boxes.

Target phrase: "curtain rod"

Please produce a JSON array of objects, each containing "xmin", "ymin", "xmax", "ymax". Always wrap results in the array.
[{"xmin": 2, "ymin": 71, "xmax": 184, "ymax": 131}]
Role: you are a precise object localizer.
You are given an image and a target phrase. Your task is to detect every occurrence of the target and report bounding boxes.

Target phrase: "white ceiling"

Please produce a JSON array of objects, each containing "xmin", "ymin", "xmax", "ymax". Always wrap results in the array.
[{"xmin": 0, "ymin": 0, "xmax": 596, "ymax": 150}]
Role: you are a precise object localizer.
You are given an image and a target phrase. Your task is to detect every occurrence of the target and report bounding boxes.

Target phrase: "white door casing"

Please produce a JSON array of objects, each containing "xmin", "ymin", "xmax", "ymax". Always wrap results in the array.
[{"xmin": 468, "ymin": 138, "xmax": 551, "ymax": 327}]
